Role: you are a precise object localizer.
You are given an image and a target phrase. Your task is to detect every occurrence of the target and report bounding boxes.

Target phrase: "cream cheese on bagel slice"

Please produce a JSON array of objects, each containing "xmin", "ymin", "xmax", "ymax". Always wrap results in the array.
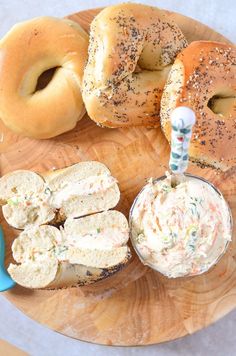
[
  {"xmin": 8, "ymin": 211, "xmax": 131, "ymax": 289},
  {"xmin": 0, "ymin": 161, "xmax": 120, "ymax": 229}
]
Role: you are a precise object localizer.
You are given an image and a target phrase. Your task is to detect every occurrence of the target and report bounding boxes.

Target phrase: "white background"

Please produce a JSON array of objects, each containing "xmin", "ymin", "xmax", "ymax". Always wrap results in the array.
[{"xmin": 0, "ymin": 1, "xmax": 235, "ymax": 355}]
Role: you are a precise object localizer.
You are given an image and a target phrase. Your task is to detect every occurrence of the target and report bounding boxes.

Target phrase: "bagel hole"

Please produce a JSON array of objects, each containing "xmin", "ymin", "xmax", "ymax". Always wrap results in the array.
[
  {"xmin": 207, "ymin": 92, "xmax": 236, "ymax": 117},
  {"xmin": 34, "ymin": 66, "xmax": 61, "ymax": 92}
]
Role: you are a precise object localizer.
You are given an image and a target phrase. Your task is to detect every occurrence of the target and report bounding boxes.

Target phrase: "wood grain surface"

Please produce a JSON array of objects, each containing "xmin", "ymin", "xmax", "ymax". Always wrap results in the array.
[
  {"xmin": 0, "ymin": 8, "xmax": 235, "ymax": 346},
  {"xmin": 0, "ymin": 339, "xmax": 27, "ymax": 356}
]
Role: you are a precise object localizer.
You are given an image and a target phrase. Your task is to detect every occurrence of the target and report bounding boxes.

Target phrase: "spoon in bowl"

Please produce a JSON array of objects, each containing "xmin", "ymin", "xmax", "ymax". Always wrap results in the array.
[{"xmin": 129, "ymin": 106, "xmax": 232, "ymax": 277}]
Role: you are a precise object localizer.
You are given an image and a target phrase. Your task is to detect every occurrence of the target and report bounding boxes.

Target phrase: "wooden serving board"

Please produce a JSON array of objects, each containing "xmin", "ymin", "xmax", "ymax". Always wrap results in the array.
[{"xmin": 1, "ymin": 8, "xmax": 236, "ymax": 346}]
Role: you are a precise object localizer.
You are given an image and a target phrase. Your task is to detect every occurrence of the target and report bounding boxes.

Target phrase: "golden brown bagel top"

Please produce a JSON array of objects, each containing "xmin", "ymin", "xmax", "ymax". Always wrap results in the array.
[
  {"xmin": 0, "ymin": 17, "xmax": 88, "ymax": 139},
  {"xmin": 161, "ymin": 41, "xmax": 236, "ymax": 171},
  {"xmin": 82, "ymin": 3, "xmax": 187, "ymax": 127}
]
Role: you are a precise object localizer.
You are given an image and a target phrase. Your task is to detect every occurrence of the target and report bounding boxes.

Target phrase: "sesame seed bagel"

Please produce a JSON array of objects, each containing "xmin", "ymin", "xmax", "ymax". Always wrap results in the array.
[
  {"xmin": 0, "ymin": 17, "xmax": 89, "ymax": 139},
  {"xmin": 161, "ymin": 41, "xmax": 236, "ymax": 171},
  {"xmin": 82, "ymin": 3, "xmax": 187, "ymax": 128}
]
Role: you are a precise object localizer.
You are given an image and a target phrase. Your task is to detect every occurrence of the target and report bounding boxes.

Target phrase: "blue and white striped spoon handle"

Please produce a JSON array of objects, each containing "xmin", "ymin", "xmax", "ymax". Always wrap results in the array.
[{"xmin": 169, "ymin": 107, "xmax": 196, "ymax": 174}]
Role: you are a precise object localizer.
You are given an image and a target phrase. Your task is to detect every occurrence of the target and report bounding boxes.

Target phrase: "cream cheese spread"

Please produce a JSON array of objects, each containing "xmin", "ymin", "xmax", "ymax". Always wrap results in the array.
[
  {"xmin": 130, "ymin": 174, "xmax": 232, "ymax": 278},
  {"xmin": 4, "ymin": 190, "xmax": 54, "ymax": 228},
  {"xmin": 50, "ymin": 174, "xmax": 117, "ymax": 208},
  {"xmin": 12, "ymin": 224, "xmax": 129, "ymax": 263},
  {"xmin": 61, "ymin": 227, "xmax": 129, "ymax": 251}
]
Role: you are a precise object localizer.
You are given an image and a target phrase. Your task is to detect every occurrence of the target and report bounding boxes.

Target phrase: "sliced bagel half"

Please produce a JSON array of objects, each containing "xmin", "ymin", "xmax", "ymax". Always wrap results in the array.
[
  {"xmin": 0, "ymin": 161, "xmax": 120, "ymax": 229},
  {"xmin": 8, "ymin": 211, "xmax": 131, "ymax": 289},
  {"xmin": 0, "ymin": 170, "xmax": 55, "ymax": 229},
  {"xmin": 44, "ymin": 161, "xmax": 120, "ymax": 219}
]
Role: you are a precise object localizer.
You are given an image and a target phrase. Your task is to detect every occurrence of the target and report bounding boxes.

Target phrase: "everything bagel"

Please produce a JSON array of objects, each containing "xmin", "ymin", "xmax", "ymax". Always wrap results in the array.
[
  {"xmin": 82, "ymin": 3, "xmax": 187, "ymax": 128},
  {"xmin": 0, "ymin": 17, "xmax": 88, "ymax": 139},
  {"xmin": 161, "ymin": 41, "xmax": 236, "ymax": 171}
]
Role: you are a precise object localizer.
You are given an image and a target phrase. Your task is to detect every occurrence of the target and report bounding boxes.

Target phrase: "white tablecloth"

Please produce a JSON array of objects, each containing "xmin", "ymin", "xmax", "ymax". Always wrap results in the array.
[{"xmin": 0, "ymin": 1, "xmax": 235, "ymax": 355}]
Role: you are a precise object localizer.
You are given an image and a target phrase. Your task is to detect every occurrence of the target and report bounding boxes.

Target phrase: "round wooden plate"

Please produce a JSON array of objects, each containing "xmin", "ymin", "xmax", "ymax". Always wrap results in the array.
[{"xmin": 1, "ymin": 8, "xmax": 236, "ymax": 346}]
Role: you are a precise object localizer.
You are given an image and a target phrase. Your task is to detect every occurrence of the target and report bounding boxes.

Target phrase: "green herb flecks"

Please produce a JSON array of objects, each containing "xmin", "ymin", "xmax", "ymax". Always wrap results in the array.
[
  {"xmin": 187, "ymin": 225, "xmax": 198, "ymax": 252},
  {"xmin": 54, "ymin": 245, "xmax": 69, "ymax": 257},
  {"xmin": 7, "ymin": 197, "xmax": 19, "ymax": 206},
  {"xmin": 161, "ymin": 184, "xmax": 172, "ymax": 193},
  {"xmin": 44, "ymin": 187, "xmax": 52, "ymax": 196},
  {"xmin": 136, "ymin": 231, "xmax": 146, "ymax": 244},
  {"xmin": 189, "ymin": 196, "xmax": 203, "ymax": 219},
  {"xmin": 162, "ymin": 233, "xmax": 176, "ymax": 248}
]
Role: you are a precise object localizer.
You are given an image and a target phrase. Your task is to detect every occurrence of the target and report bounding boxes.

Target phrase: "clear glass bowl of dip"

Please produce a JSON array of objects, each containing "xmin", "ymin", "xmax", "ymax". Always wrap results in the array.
[{"xmin": 129, "ymin": 173, "xmax": 233, "ymax": 278}]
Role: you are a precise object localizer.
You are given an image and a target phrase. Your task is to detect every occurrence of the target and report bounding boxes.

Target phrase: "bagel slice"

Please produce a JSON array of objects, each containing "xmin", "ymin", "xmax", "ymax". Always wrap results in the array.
[
  {"xmin": 0, "ymin": 170, "xmax": 55, "ymax": 229},
  {"xmin": 44, "ymin": 161, "xmax": 120, "ymax": 219},
  {"xmin": 8, "ymin": 211, "xmax": 131, "ymax": 289},
  {"xmin": 0, "ymin": 161, "xmax": 120, "ymax": 229},
  {"xmin": 63, "ymin": 211, "xmax": 129, "ymax": 268}
]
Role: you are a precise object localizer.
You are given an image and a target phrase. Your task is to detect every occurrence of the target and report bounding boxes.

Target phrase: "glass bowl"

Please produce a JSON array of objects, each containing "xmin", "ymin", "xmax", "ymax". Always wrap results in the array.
[{"xmin": 129, "ymin": 173, "xmax": 233, "ymax": 278}]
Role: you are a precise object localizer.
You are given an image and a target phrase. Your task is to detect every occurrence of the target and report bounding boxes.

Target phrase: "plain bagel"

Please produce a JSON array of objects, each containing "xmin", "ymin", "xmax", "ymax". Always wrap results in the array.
[
  {"xmin": 82, "ymin": 3, "xmax": 187, "ymax": 128},
  {"xmin": 161, "ymin": 41, "xmax": 236, "ymax": 171},
  {"xmin": 0, "ymin": 17, "xmax": 89, "ymax": 139}
]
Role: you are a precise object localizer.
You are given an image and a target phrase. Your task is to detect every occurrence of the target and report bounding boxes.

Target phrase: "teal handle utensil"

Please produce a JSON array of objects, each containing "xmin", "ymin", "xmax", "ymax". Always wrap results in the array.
[
  {"xmin": 169, "ymin": 106, "xmax": 196, "ymax": 174},
  {"xmin": 0, "ymin": 225, "xmax": 15, "ymax": 291}
]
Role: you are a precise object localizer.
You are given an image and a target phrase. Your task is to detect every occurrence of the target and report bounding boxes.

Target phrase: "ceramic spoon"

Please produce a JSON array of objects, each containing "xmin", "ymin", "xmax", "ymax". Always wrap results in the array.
[
  {"xmin": 168, "ymin": 106, "xmax": 196, "ymax": 184},
  {"xmin": 0, "ymin": 225, "xmax": 15, "ymax": 291}
]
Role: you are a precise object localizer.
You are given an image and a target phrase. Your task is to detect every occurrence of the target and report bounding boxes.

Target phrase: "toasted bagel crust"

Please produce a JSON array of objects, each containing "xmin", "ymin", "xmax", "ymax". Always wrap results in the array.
[{"xmin": 82, "ymin": 3, "xmax": 187, "ymax": 127}]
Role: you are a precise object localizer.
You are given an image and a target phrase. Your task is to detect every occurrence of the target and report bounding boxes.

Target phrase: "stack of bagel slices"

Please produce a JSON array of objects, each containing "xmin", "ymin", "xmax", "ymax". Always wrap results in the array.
[{"xmin": 0, "ymin": 162, "xmax": 131, "ymax": 289}]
